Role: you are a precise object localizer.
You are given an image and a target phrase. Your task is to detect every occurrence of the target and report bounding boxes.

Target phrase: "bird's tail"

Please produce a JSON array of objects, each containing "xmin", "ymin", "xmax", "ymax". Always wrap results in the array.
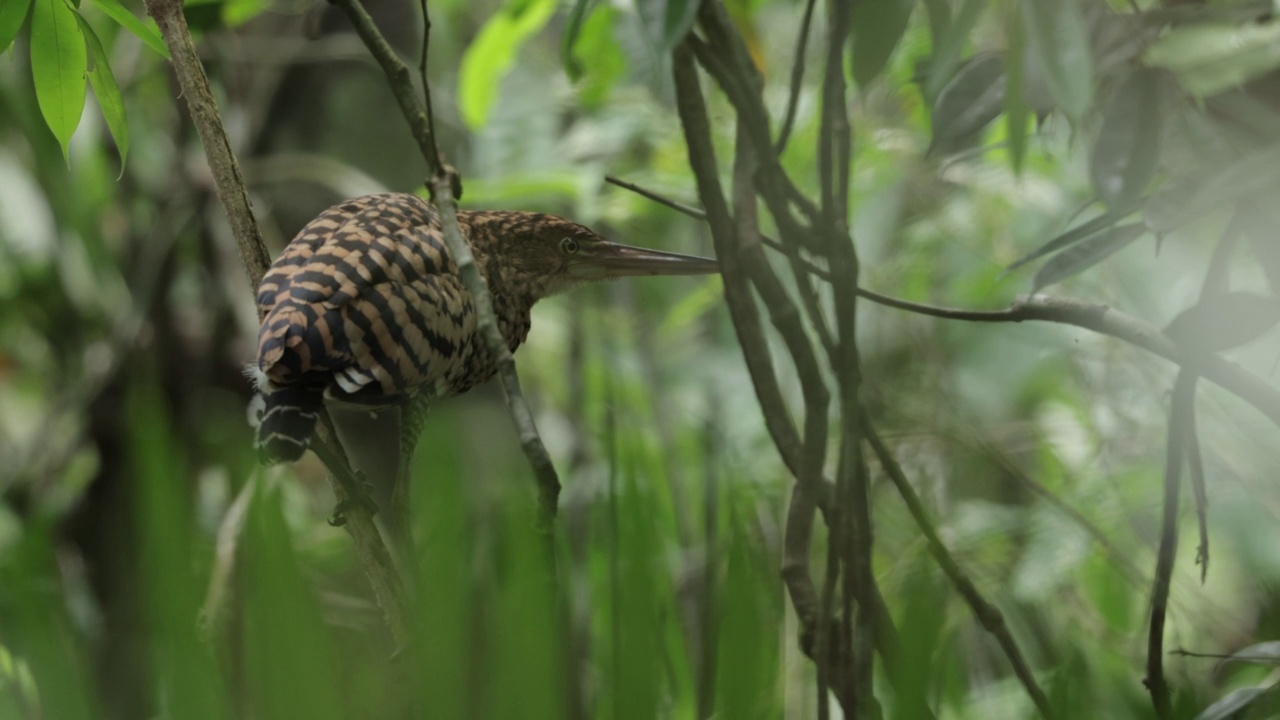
[{"xmin": 247, "ymin": 372, "xmax": 323, "ymax": 463}]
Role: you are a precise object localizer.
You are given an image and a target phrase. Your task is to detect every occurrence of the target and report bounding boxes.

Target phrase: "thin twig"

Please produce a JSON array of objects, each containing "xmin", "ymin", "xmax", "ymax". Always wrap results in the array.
[
  {"xmin": 198, "ymin": 472, "xmax": 259, "ymax": 643},
  {"xmin": 1147, "ymin": 369, "xmax": 1194, "ymax": 719},
  {"xmin": 815, "ymin": 1, "xmax": 877, "ymax": 711},
  {"xmin": 142, "ymin": 0, "xmax": 270, "ymax": 289},
  {"xmin": 1185, "ymin": 391, "xmax": 1208, "ymax": 584},
  {"xmin": 329, "ymin": 0, "xmax": 439, "ymax": 170},
  {"xmin": 331, "ymin": 0, "xmax": 562, "ymax": 528},
  {"xmin": 431, "ymin": 174, "xmax": 562, "ymax": 526},
  {"xmin": 865, "ymin": 410, "xmax": 1055, "ymax": 719},
  {"xmin": 856, "ymin": 291, "xmax": 1280, "ymax": 429},
  {"xmin": 605, "ymin": 175, "xmax": 706, "ymax": 219},
  {"xmin": 1181, "ymin": 213, "xmax": 1243, "ymax": 584},
  {"xmin": 604, "ymin": 174, "xmax": 835, "ymax": 282},
  {"xmin": 774, "ymin": 0, "xmax": 819, "ymax": 155},
  {"xmin": 144, "ymin": 0, "xmax": 409, "ymax": 645},
  {"xmin": 310, "ymin": 416, "xmax": 411, "ymax": 641},
  {"xmin": 673, "ymin": 43, "xmax": 841, "ymax": 705},
  {"xmin": 417, "ymin": 0, "xmax": 441, "ymax": 172}
]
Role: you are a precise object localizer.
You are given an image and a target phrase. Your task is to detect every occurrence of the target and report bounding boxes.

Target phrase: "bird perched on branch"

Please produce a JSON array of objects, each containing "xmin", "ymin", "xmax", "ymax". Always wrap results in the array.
[{"xmin": 247, "ymin": 192, "xmax": 717, "ymax": 530}]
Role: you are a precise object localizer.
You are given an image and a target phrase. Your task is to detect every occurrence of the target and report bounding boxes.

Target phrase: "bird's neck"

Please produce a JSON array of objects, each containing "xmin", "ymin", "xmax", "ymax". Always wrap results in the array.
[{"xmin": 457, "ymin": 210, "xmax": 537, "ymax": 352}]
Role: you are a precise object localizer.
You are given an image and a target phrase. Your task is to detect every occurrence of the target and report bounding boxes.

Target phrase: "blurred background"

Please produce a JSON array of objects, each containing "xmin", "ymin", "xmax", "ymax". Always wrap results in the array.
[{"xmin": 2, "ymin": 0, "xmax": 1280, "ymax": 717}]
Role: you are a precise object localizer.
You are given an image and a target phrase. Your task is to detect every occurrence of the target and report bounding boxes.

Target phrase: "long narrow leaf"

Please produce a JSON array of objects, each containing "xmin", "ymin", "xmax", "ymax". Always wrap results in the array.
[
  {"xmin": 1147, "ymin": 143, "xmax": 1280, "ymax": 234},
  {"xmin": 923, "ymin": 0, "xmax": 985, "ymax": 102},
  {"xmin": 1032, "ymin": 222, "xmax": 1145, "ymax": 290},
  {"xmin": 929, "ymin": 52, "xmax": 1005, "ymax": 155},
  {"xmin": 852, "ymin": 0, "xmax": 915, "ymax": 88},
  {"xmin": 1091, "ymin": 68, "xmax": 1162, "ymax": 208},
  {"xmin": 75, "ymin": 13, "xmax": 128, "ymax": 168},
  {"xmin": 1007, "ymin": 203, "xmax": 1140, "ymax": 272},
  {"xmin": 30, "ymin": 0, "xmax": 87, "ymax": 162},
  {"xmin": 560, "ymin": 0, "xmax": 593, "ymax": 80},
  {"xmin": 89, "ymin": 0, "xmax": 167, "ymax": 58},
  {"xmin": 1023, "ymin": 0, "xmax": 1093, "ymax": 121},
  {"xmin": 457, "ymin": 0, "xmax": 557, "ymax": 129},
  {"xmin": 1194, "ymin": 687, "xmax": 1272, "ymax": 720}
]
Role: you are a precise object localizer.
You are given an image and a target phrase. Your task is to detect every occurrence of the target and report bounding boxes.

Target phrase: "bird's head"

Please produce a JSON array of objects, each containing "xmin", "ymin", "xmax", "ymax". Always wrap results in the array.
[{"xmin": 469, "ymin": 212, "xmax": 720, "ymax": 300}]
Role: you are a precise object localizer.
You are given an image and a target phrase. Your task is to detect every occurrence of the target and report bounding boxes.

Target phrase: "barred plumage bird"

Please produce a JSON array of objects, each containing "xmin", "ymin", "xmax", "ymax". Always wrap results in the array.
[{"xmin": 249, "ymin": 192, "xmax": 717, "ymax": 473}]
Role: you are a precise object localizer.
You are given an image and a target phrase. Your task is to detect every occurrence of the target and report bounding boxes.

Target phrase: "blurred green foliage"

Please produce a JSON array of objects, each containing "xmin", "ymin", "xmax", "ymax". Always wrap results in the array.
[{"xmin": 1, "ymin": 0, "xmax": 1280, "ymax": 718}]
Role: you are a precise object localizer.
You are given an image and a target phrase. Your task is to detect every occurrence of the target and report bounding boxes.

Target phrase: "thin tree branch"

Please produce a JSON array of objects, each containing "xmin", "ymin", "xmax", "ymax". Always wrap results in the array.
[
  {"xmin": 144, "ymin": 0, "xmax": 408, "ymax": 645},
  {"xmin": 674, "ymin": 43, "xmax": 844, "ymax": 705},
  {"xmin": 1185, "ymin": 391, "xmax": 1208, "ymax": 584},
  {"xmin": 774, "ymin": 0, "xmax": 819, "ymax": 155},
  {"xmin": 605, "ymin": 175, "xmax": 707, "ymax": 220},
  {"xmin": 143, "ymin": 0, "xmax": 271, "ymax": 289},
  {"xmin": 856, "ymin": 291, "xmax": 1280, "ymax": 429},
  {"xmin": 329, "ymin": 0, "xmax": 562, "ymax": 527},
  {"xmin": 329, "ymin": 0, "xmax": 440, "ymax": 171},
  {"xmin": 604, "ymin": 174, "xmax": 836, "ymax": 283},
  {"xmin": 198, "ymin": 472, "xmax": 259, "ymax": 643},
  {"xmin": 864, "ymin": 410, "xmax": 1055, "ymax": 719},
  {"xmin": 1147, "ymin": 369, "xmax": 1194, "ymax": 719},
  {"xmin": 815, "ymin": 1, "xmax": 876, "ymax": 711},
  {"xmin": 432, "ymin": 174, "xmax": 561, "ymax": 525},
  {"xmin": 600, "ymin": 180, "xmax": 1280, "ymax": 427},
  {"xmin": 1181, "ymin": 214, "xmax": 1243, "ymax": 584},
  {"xmin": 310, "ymin": 416, "xmax": 411, "ymax": 641}
]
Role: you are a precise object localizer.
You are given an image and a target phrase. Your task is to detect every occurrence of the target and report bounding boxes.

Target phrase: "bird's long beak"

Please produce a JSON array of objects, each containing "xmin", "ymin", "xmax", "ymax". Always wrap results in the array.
[{"xmin": 570, "ymin": 242, "xmax": 720, "ymax": 279}]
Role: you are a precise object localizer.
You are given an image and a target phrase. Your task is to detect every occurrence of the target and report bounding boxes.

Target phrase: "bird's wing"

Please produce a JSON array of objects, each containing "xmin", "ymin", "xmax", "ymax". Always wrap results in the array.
[{"xmin": 255, "ymin": 193, "xmax": 473, "ymax": 402}]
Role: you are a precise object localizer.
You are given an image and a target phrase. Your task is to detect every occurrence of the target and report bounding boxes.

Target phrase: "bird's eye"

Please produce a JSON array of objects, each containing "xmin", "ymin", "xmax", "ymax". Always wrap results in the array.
[{"xmin": 560, "ymin": 237, "xmax": 580, "ymax": 254}]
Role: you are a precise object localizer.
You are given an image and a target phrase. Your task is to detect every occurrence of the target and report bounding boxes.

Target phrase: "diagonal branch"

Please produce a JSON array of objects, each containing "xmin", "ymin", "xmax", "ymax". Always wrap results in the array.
[
  {"xmin": 329, "ymin": 0, "xmax": 561, "ymax": 527},
  {"xmin": 1146, "ymin": 369, "xmax": 1194, "ymax": 719},
  {"xmin": 672, "ymin": 41, "xmax": 845, "ymax": 706},
  {"xmin": 857, "ymin": 291, "xmax": 1280, "ymax": 429},
  {"xmin": 144, "ymin": 0, "xmax": 408, "ymax": 645},
  {"xmin": 865, "ymin": 410, "xmax": 1055, "ymax": 720},
  {"xmin": 774, "ymin": 0, "xmax": 819, "ymax": 155}
]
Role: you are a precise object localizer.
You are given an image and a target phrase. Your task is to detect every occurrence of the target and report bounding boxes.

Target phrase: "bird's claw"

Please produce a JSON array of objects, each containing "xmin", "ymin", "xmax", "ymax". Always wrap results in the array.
[{"xmin": 327, "ymin": 472, "xmax": 379, "ymax": 526}]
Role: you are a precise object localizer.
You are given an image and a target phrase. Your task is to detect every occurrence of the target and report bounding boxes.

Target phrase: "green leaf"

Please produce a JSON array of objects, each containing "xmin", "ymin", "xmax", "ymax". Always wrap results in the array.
[
  {"xmin": 923, "ymin": 0, "xmax": 985, "ymax": 102},
  {"xmin": 572, "ymin": 5, "xmax": 624, "ymax": 107},
  {"xmin": 560, "ymin": 0, "xmax": 594, "ymax": 81},
  {"xmin": 920, "ymin": 0, "xmax": 951, "ymax": 52},
  {"xmin": 1146, "ymin": 22, "xmax": 1280, "ymax": 98},
  {"xmin": 75, "ymin": 13, "xmax": 127, "ymax": 168},
  {"xmin": 1221, "ymin": 641, "xmax": 1280, "ymax": 667},
  {"xmin": 221, "ymin": 0, "xmax": 268, "ymax": 28},
  {"xmin": 31, "ymin": 0, "xmax": 87, "ymax": 162},
  {"xmin": 663, "ymin": 0, "xmax": 701, "ymax": 52},
  {"xmin": 1007, "ymin": 203, "xmax": 1140, "ymax": 272},
  {"xmin": 852, "ymin": 0, "xmax": 915, "ymax": 88},
  {"xmin": 638, "ymin": 0, "xmax": 702, "ymax": 54},
  {"xmin": 89, "ymin": 0, "xmax": 167, "ymax": 58},
  {"xmin": 1145, "ymin": 143, "xmax": 1280, "ymax": 234},
  {"xmin": 1165, "ymin": 292, "xmax": 1280, "ymax": 353},
  {"xmin": 1194, "ymin": 687, "xmax": 1271, "ymax": 720},
  {"xmin": 1022, "ymin": 0, "xmax": 1093, "ymax": 121},
  {"xmin": 1091, "ymin": 68, "xmax": 1162, "ymax": 208},
  {"xmin": 1031, "ymin": 222, "xmax": 1145, "ymax": 290},
  {"xmin": 929, "ymin": 52, "xmax": 1005, "ymax": 155},
  {"xmin": 0, "ymin": 0, "xmax": 33, "ymax": 54},
  {"xmin": 1005, "ymin": 7, "xmax": 1028, "ymax": 174},
  {"xmin": 457, "ymin": 0, "xmax": 557, "ymax": 130}
]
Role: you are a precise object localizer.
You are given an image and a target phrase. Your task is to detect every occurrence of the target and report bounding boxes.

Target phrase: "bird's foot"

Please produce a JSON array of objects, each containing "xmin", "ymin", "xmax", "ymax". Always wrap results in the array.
[{"xmin": 328, "ymin": 471, "xmax": 379, "ymax": 527}]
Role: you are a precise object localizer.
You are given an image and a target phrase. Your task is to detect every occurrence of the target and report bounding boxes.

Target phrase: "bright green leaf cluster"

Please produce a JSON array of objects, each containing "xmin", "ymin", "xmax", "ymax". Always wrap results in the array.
[
  {"xmin": 458, "ymin": 0, "xmax": 558, "ymax": 130},
  {"xmin": 7, "ymin": 0, "xmax": 167, "ymax": 166}
]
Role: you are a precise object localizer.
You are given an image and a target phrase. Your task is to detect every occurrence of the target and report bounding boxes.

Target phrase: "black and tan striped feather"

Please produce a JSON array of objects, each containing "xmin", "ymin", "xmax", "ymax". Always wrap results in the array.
[{"xmin": 251, "ymin": 193, "xmax": 545, "ymax": 462}]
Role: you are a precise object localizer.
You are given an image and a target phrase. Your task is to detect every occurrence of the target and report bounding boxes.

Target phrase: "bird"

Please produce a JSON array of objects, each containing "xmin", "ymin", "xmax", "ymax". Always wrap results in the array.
[{"xmin": 247, "ymin": 192, "xmax": 718, "ymax": 534}]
